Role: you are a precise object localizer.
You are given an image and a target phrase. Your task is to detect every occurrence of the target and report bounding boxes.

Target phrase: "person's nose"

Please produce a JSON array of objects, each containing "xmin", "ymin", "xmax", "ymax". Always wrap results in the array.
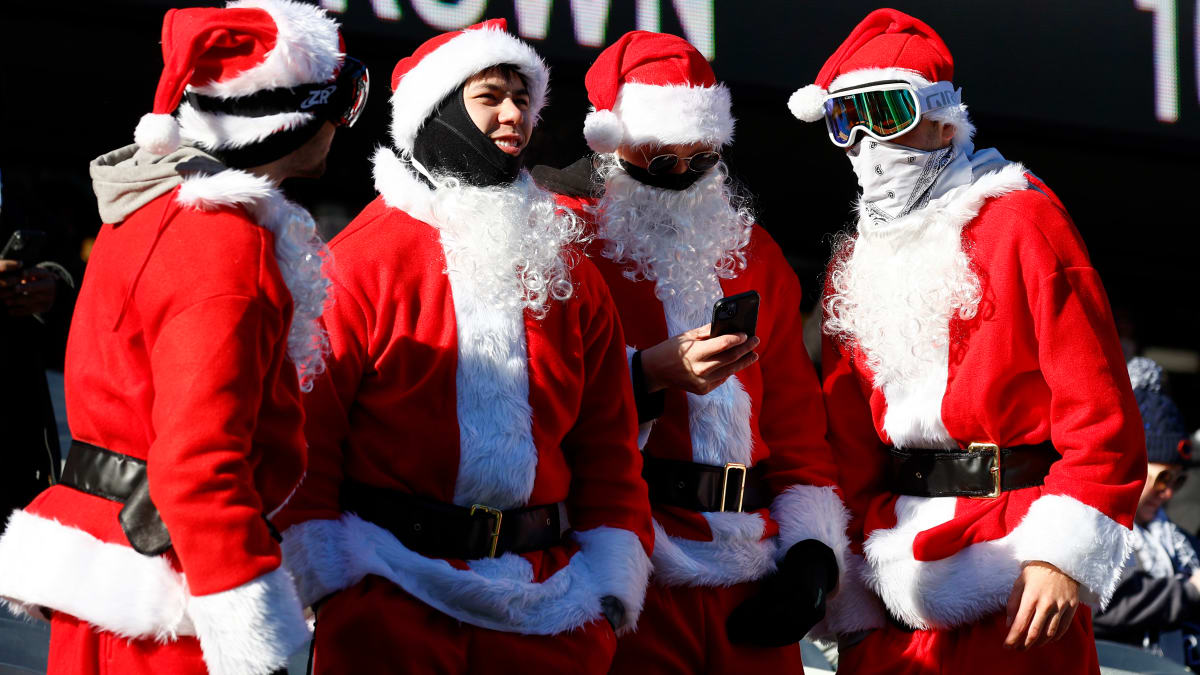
[{"xmin": 498, "ymin": 97, "xmax": 523, "ymax": 129}]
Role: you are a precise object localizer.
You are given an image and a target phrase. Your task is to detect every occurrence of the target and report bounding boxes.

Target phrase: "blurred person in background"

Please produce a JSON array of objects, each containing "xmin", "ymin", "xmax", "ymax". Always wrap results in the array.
[
  {"xmin": 0, "ymin": 172, "xmax": 74, "ymax": 533},
  {"xmin": 0, "ymin": 1, "xmax": 368, "ymax": 673},
  {"xmin": 1095, "ymin": 357, "xmax": 1200, "ymax": 667},
  {"xmin": 789, "ymin": 9, "xmax": 1146, "ymax": 673},
  {"xmin": 274, "ymin": 20, "xmax": 653, "ymax": 674},
  {"xmin": 539, "ymin": 30, "xmax": 848, "ymax": 673}
]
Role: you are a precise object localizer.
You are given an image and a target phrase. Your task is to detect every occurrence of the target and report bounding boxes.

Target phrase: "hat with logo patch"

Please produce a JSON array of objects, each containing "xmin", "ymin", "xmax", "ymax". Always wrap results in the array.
[
  {"xmin": 582, "ymin": 31, "xmax": 734, "ymax": 154},
  {"xmin": 135, "ymin": 0, "xmax": 368, "ymax": 168},
  {"xmin": 787, "ymin": 8, "xmax": 973, "ymax": 144}
]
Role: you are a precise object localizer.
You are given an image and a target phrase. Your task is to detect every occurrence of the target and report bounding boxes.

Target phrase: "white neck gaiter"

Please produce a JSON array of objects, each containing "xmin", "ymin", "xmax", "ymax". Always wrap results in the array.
[{"xmin": 847, "ymin": 139, "xmax": 972, "ymax": 228}]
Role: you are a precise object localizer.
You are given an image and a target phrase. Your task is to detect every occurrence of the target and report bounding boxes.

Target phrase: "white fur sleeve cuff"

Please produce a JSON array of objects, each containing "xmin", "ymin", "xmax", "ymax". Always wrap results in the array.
[
  {"xmin": 1010, "ymin": 493, "xmax": 1134, "ymax": 608},
  {"xmin": 188, "ymin": 566, "xmax": 310, "ymax": 675},
  {"xmin": 573, "ymin": 526, "xmax": 652, "ymax": 632},
  {"xmin": 771, "ymin": 484, "xmax": 851, "ymax": 577},
  {"xmin": 281, "ymin": 518, "xmax": 359, "ymax": 608}
]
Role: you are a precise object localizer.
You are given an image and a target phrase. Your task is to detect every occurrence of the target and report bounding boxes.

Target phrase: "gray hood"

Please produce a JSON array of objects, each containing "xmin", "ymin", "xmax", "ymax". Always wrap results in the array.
[{"xmin": 89, "ymin": 144, "xmax": 227, "ymax": 224}]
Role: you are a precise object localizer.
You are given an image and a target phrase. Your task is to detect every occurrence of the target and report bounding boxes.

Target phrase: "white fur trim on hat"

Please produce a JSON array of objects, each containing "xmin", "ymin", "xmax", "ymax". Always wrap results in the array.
[
  {"xmin": 583, "ymin": 108, "xmax": 622, "ymax": 153},
  {"xmin": 827, "ymin": 67, "xmax": 975, "ymax": 145},
  {"xmin": 190, "ymin": 0, "xmax": 343, "ymax": 99},
  {"xmin": 390, "ymin": 26, "xmax": 549, "ymax": 155},
  {"xmin": 609, "ymin": 82, "xmax": 734, "ymax": 149},
  {"xmin": 135, "ymin": 113, "xmax": 182, "ymax": 156},
  {"xmin": 787, "ymin": 84, "xmax": 827, "ymax": 122},
  {"xmin": 176, "ymin": 104, "xmax": 314, "ymax": 150}
]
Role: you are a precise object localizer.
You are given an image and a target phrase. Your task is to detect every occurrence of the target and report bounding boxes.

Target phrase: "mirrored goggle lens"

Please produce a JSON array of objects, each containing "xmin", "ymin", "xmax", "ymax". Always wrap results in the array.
[
  {"xmin": 823, "ymin": 88, "xmax": 918, "ymax": 147},
  {"xmin": 336, "ymin": 57, "xmax": 370, "ymax": 128}
]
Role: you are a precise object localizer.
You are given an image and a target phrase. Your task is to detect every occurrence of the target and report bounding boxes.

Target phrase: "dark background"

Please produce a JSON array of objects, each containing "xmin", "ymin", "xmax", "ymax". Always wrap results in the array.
[{"xmin": 3, "ymin": 0, "xmax": 1198, "ymax": 423}]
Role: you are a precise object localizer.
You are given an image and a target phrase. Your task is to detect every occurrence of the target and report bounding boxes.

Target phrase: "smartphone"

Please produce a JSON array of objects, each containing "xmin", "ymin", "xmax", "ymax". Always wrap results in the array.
[
  {"xmin": 1, "ymin": 229, "xmax": 48, "ymax": 267},
  {"xmin": 711, "ymin": 290, "xmax": 760, "ymax": 339}
]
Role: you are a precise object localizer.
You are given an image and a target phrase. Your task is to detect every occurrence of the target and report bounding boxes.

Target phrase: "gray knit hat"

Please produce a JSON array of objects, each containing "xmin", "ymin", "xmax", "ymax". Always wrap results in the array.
[{"xmin": 1128, "ymin": 357, "xmax": 1194, "ymax": 465}]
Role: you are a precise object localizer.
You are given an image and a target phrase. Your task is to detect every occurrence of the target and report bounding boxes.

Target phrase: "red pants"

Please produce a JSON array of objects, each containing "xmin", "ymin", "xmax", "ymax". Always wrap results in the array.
[
  {"xmin": 838, "ymin": 610, "xmax": 1100, "ymax": 675},
  {"xmin": 47, "ymin": 612, "xmax": 207, "ymax": 675},
  {"xmin": 610, "ymin": 580, "xmax": 804, "ymax": 674},
  {"xmin": 311, "ymin": 574, "xmax": 617, "ymax": 674}
]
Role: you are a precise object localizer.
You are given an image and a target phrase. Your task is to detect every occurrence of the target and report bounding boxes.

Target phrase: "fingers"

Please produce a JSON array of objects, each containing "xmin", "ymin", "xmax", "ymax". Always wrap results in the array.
[
  {"xmin": 705, "ymin": 350, "xmax": 760, "ymax": 384},
  {"xmin": 1022, "ymin": 602, "xmax": 1054, "ymax": 649},
  {"xmin": 691, "ymin": 332, "xmax": 749, "ymax": 360},
  {"xmin": 0, "ymin": 260, "xmax": 20, "ymax": 274},
  {"xmin": 1003, "ymin": 580, "xmax": 1034, "ymax": 649},
  {"xmin": 1051, "ymin": 602, "xmax": 1077, "ymax": 643}
]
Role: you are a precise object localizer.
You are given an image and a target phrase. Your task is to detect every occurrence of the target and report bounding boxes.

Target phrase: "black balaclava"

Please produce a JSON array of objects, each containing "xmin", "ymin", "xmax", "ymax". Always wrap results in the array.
[
  {"xmin": 620, "ymin": 159, "xmax": 705, "ymax": 191},
  {"xmin": 412, "ymin": 82, "xmax": 524, "ymax": 187}
]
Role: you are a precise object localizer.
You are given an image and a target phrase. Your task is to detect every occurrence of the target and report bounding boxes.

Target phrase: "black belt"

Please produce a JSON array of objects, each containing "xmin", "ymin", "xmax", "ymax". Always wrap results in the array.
[
  {"xmin": 641, "ymin": 455, "xmax": 770, "ymax": 513},
  {"xmin": 340, "ymin": 480, "xmax": 563, "ymax": 560},
  {"xmin": 60, "ymin": 441, "xmax": 172, "ymax": 556},
  {"xmin": 886, "ymin": 441, "xmax": 1060, "ymax": 498}
]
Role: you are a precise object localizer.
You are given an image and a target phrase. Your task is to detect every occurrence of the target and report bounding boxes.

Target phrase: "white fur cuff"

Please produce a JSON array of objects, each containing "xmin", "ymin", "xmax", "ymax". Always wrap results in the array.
[
  {"xmin": 1010, "ymin": 493, "xmax": 1134, "ymax": 608},
  {"xmin": 189, "ymin": 566, "xmax": 311, "ymax": 675},
  {"xmin": 573, "ymin": 527, "xmax": 652, "ymax": 632},
  {"xmin": 772, "ymin": 485, "xmax": 851, "ymax": 579}
]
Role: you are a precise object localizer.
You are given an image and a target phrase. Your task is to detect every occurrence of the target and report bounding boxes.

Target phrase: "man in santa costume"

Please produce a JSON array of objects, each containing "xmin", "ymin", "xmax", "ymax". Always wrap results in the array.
[
  {"xmin": 0, "ymin": 1, "xmax": 368, "ymax": 673},
  {"xmin": 539, "ymin": 30, "xmax": 850, "ymax": 673},
  {"xmin": 786, "ymin": 9, "xmax": 1146, "ymax": 673},
  {"xmin": 273, "ymin": 19, "xmax": 654, "ymax": 674}
]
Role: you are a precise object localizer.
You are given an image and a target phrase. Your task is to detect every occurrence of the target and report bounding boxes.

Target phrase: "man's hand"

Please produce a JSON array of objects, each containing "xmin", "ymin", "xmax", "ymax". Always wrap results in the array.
[
  {"xmin": 639, "ymin": 323, "xmax": 759, "ymax": 395},
  {"xmin": 1004, "ymin": 561, "xmax": 1080, "ymax": 650},
  {"xmin": 0, "ymin": 259, "xmax": 57, "ymax": 317}
]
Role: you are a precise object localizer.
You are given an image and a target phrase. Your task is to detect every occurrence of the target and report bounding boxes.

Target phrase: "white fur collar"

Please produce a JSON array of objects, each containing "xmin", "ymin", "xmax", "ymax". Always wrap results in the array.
[{"xmin": 373, "ymin": 147, "xmax": 435, "ymax": 224}]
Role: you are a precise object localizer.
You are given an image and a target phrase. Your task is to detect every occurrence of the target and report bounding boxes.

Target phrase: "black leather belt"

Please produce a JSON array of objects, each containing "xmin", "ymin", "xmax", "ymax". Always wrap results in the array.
[
  {"xmin": 641, "ymin": 455, "xmax": 770, "ymax": 513},
  {"xmin": 886, "ymin": 441, "xmax": 1060, "ymax": 498},
  {"xmin": 60, "ymin": 441, "xmax": 172, "ymax": 556},
  {"xmin": 340, "ymin": 480, "xmax": 563, "ymax": 560}
]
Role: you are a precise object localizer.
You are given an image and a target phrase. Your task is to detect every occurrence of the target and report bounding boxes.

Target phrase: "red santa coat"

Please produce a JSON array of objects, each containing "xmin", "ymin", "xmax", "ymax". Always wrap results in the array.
[
  {"xmin": 821, "ymin": 163, "xmax": 1146, "ymax": 633},
  {"xmin": 556, "ymin": 192, "xmax": 849, "ymax": 589},
  {"xmin": 275, "ymin": 150, "xmax": 654, "ymax": 635},
  {"xmin": 0, "ymin": 167, "xmax": 312, "ymax": 674}
]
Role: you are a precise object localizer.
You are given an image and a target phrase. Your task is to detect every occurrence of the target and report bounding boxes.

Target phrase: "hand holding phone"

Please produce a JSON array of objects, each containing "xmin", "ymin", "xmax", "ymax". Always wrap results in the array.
[{"xmin": 638, "ymin": 290, "xmax": 762, "ymax": 396}]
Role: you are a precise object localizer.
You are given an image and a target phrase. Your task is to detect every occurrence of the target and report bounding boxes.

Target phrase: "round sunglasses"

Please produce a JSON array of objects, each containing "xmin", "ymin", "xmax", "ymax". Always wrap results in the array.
[
  {"xmin": 1153, "ymin": 467, "xmax": 1188, "ymax": 492},
  {"xmin": 645, "ymin": 151, "xmax": 722, "ymax": 176}
]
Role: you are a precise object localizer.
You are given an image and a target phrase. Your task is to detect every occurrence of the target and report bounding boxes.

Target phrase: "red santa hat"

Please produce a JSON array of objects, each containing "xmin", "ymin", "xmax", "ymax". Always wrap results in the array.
[
  {"xmin": 388, "ymin": 19, "xmax": 549, "ymax": 155},
  {"xmin": 788, "ymin": 9, "xmax": 972, "ymax": 140},
  {"xmin": 583, "ymin": 31, "xmax": 734, "ymax": 154},
  {"xmin": 134, "ymin": 0, "xmax": 343, "ymax": 156}
]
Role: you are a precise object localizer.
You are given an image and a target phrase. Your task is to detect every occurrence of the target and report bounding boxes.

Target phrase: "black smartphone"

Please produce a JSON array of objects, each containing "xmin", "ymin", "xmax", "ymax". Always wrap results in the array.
[
  {"xmin": 711, "ymin": 290, "xmax": 760, "ymax": 339},
  {"xmin": 1, "ymin": 229, "xmax": 48, "ymax": 268}
]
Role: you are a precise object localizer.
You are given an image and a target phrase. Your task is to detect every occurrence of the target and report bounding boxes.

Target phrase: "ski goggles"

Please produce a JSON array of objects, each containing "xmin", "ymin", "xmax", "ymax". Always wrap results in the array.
[
  {"xmin": 329, "ymin": 56, "xmax": 370, "ymax": 128},
  {"xmin": 822, "ymin": 80, "xmax": 959, "ymax": 148}
]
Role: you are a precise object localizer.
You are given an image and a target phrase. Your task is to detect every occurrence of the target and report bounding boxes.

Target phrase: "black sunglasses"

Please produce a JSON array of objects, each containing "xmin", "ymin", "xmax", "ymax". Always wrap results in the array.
[
  {"xmin": 1153, "ymin": 468, "xmax": 1188, "ymax": 492},
  {"xmin": 332, "ymin": 57, "xmax": 370, "ymax": 128},
  {"xmin": 645, "ymin": 151, "xmax": 721, "ymax": 176}
]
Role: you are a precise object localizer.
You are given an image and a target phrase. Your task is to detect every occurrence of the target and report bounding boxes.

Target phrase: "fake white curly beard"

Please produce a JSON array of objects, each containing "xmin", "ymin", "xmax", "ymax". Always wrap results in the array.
[
  {"xmin": 428, "ymin": 171, "xmax": 585, "ymax": 318},
  {"xmin": 824, "ymin": 213, "xmax": 981, "ymax": 390},
  {"xmin": 594, "ymin": 153, "xmax": 753, "ymax": 324}
]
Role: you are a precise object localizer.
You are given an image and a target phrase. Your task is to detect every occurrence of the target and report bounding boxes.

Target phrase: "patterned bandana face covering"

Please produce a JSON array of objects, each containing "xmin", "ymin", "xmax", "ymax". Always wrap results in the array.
[{"xmin": 846, "ymin": 139, "xmax": 957, "ymax": 225}]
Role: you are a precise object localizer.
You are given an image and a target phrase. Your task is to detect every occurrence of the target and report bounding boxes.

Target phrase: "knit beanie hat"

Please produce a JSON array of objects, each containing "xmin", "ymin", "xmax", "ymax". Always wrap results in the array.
[{"xmin": 1128, "ymin": 357, "xmax": 1194, "ymax": 465}]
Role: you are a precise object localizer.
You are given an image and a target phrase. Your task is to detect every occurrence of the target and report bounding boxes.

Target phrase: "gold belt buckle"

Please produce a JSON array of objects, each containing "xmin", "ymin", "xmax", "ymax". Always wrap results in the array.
[
  {"xmin": 721, "ymin": 463, "xmax": 748, "ymax": 512},
  {"xmin": 966, "ymin": 443, "xmax": 1002, "ymax": 499},
  {"xmin": 469, "ymin": 504, "xmax": 504, "ymax": 558}
]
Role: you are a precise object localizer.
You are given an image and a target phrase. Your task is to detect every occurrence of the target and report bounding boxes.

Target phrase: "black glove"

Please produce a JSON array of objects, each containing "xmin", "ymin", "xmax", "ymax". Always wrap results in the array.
[
  {"xmin": 726, "ymin": 539, "xmax": 838, "ymax": 648},
  {"xmin": 601, "ymin": 595, "xmax": 626, "ymax": 631}
]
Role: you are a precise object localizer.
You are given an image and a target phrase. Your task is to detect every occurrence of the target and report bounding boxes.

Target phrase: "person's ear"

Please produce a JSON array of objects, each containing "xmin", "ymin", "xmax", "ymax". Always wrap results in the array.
[{"xmin": 941, "ymin": 122, "xmax": 956, "ymax": 146}]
